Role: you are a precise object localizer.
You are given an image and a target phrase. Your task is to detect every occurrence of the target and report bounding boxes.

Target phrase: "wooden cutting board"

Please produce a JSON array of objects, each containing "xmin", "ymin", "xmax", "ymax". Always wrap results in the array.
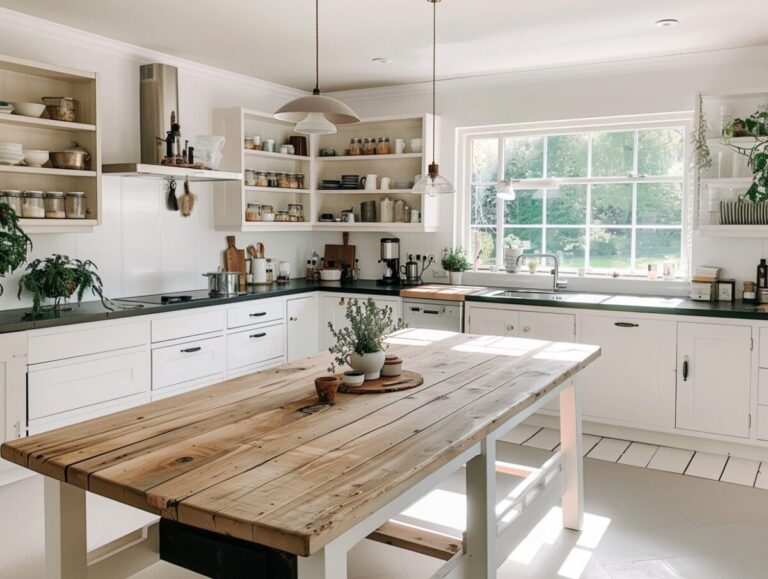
[
  {"xmin": 224, "ymin": 235, "xmax": 246, "ymax": 290},
  {"xmin": 399, "ymin": 285, "xmax": 487, "ymax": 302},
  {"xmin": 337, "ymin": 370, "xmax": 423, "ymax": 394},
  {"xmin": 324, "ymin": 232, "xmax": 356, "ymax": 270}
]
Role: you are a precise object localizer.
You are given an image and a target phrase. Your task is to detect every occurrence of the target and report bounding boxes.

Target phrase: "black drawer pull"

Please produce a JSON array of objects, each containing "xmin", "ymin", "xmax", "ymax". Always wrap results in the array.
[
  {"xmin": 682, "ymin": 358, "xmax": 689, "ymax": 381},
  {"xmin": 410, "ymin": 307, "xmax": 421, "ymax": 312},
  {"xmin": 180, "ymin": 346, "xmax": 202, "ymax": 353},
  {"xmin": 250, "ymin": 312, "xmax": 267, "ymax": 317},
  {"xmin": 250, "ymin": 332, "xmax": 267, "ymax": 339},
  {"xmin": 614, "ymin": 322, "xmax": 639, "ymax": 328},
  {"xmin": 423, "ymin": 309, "xmax": 440, "ymax": 315}
]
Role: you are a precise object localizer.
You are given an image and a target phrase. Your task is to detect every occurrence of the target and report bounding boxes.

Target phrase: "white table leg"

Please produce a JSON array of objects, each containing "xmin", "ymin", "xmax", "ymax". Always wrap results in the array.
[
  {"xmin": 465, "ymin": 438, "xmax": 496, "ymax": 579},
  {"xmin": 44, "ymin": 478, "xmax": 87, "ymax": 579},
  {"xmin": 297, "ymin": 542, "xmax": 347, "ymax": 579},
  {"xmin": 559, "ymin": 382, "xmax": 584, "ymax": 531}
]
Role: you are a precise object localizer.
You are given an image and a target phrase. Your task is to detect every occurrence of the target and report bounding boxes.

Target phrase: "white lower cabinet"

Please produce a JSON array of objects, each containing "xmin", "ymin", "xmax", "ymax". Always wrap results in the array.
[
  {"xmin": 579, "ymin": 314, "xmax": 676, "ymax": 429},
  {"xmin": 227, "ymin": 322, "xmax": 285, "ymax": 378},
  {"xmin": 320, "ymin": 293, "xmax": 401, "ymax": 351},
  {"xmin": 152, "ymin": 335, "xmax": 226, "ymax": 394},
  {"xmin": 467, "ymin": 305, "xmax": 518, "ymax": 336},
  {"xmin": 0, "ymin": 333, "xmax": 27, "ymax": 483},
  {"xmin": 676, "ymin": 322, "xmax": 752, "ymax": 438},
  {"xmin": 287, "ymin": 295, "xmax": 320, "ymax": 362}
]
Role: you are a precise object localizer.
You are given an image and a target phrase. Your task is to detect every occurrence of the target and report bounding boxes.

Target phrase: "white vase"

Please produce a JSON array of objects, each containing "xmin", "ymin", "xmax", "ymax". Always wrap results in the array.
[
  {"xmin": 448, "ymin": 271, "xmax": 463, "ymax": 285},
  {"xmin": 503, "ymin": 247, "xmax": 523, "ymax": 273},
  {"xmin": 348, "ymin": 350, "xmax": 386, "ymax": 380}
]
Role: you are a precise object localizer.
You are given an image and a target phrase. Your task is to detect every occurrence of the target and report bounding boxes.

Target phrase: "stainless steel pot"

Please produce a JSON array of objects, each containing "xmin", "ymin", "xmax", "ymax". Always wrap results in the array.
[
  {"xmin": 202, "ymin": 271, "xmax": 239, "ymax": 295},
  {"xmin": 50, "ymin": 143, "xmax": 90, "ymax": 171}
]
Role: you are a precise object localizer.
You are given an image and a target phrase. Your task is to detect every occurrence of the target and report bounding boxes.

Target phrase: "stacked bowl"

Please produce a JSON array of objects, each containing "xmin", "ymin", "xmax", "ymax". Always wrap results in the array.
[{"xmin": 0, "ymin": 143, "xmax": 23, "ymax": 166}]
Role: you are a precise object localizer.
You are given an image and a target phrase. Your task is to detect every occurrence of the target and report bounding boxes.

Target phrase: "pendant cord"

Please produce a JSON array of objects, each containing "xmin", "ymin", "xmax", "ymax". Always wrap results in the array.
[
  {"xmin": 313, "ymin": 0, "xmax": 320, "ymax": 95},
  {"xmin": 431, "ymin": 0, "xmax": 436, "ymax": 166}
]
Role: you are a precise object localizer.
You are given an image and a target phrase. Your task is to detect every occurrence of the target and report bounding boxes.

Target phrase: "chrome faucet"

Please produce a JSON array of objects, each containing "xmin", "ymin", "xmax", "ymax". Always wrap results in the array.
[{"xmin": 516, "ymin": 253, "xmax": 568, "ymax": 291}]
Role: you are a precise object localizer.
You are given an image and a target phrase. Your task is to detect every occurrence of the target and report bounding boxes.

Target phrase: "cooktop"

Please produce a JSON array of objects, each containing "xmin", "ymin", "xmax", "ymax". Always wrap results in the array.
[{"xmin": 118, "ymin": 290, "xmax": 244, "ymax": 305}]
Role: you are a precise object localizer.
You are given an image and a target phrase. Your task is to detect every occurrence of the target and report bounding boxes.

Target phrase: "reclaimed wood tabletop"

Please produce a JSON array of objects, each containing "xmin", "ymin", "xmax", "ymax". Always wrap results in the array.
[{"xmin": 2, "ymin": 329, "xmax": 600, "ymax": 557}]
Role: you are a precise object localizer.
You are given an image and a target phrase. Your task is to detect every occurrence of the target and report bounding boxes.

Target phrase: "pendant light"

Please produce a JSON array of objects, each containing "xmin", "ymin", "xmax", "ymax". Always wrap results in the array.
[
  {"xmin": 497, "ymin": 178, "xmax": 560, "ymax": 201},
  {"xmin": 412, "ymin": 0, "xmax": 455, "ymax": 196},
  {"xmin": 274, "ymin": 0, "xmax": 359, "ymax": 134}
]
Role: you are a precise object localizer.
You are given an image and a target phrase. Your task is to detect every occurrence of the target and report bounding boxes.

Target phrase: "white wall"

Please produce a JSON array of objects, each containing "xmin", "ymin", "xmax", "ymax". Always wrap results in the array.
[{"xmin": 329, "ymin": 46, "xmax": 768, "ymax": 291}]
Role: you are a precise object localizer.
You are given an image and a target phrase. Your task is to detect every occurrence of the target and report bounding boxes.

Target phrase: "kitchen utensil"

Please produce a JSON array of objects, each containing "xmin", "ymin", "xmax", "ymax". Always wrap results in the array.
[
  {"xmin": 179, "ymin": 177, "xmax": 196, "ymax": 217},
  {"xmin": 361, "ymin": 174, "xmax": 378, "ymax": 191},
  {"xmin": 324, "ymin": 232, "xmax": 356, "ymax": 272},
  {"xmin": 395, "ymin": 139, "xmax": 406, "ymax": 154},
  {"xmin": 224, "ymin": 235, "xmax": 246, "ymax": 290},
  {"xmin": 42, "ymin": 96, "xmax": 78, "ymax": 122},
  {"xmin": 246, "ymin": 244, "xmax": 257, "ymax": 258},
  {"xmin": 166, "ymin": 179, "xmax": 179, "ymax": 211},
  {"xmin": 49, "ymin": 142, "xmax": 90, "ymax": 170},
  {"xmin": 361, "ymin": 200, "xmax": 376, "ymax": 222},
  {"xmin": 251, "ymin": 257, "xmax": 267, "ymax": 284},
  {"xmin": 22, "ymin": 150, "xmax": 49, "ymax": 167},
  {"xmin": 319, "ymin": 268, "xmax": 342, "ymax": 281},
  {"xmin": 277, "ymin": 261, "xmax": 291, "ymax": 283},
  {"xmin": 202, "ymin": 270, "xmax": 239, "ymax": 295},
  {"xmin": 11, "ymin": 102, "xmax": 45, "ymax": 118}
]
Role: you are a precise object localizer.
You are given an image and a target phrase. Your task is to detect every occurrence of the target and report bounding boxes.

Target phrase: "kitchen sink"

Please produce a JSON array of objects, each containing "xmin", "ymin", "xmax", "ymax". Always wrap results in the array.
[{"xmin": 487, "ymin": 290, "xmax": 610, "ymax": 304}]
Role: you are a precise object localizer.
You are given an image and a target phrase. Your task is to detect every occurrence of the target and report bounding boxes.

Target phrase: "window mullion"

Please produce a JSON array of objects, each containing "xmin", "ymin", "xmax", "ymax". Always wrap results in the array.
[
  {"xmin": 496, "ymin": 136, "xmax": 504, "ymax": 269},
  {"xmin": 631, "ymin": 130, "xmax": 640, "ymax": 272}
]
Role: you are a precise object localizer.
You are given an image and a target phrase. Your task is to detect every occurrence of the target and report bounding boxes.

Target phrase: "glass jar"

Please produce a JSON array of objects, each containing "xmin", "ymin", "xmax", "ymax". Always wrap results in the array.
[
  {"xmin": 266, "ymin": 172, "xmax": 278, "ymax": 188},
  {"xmin": 377, "ymin": 137, "xmax": 391, "ymax": 155},
  {"xmin": 245, "ymin": 203, "xmax": 262, "ymax": 222},
  {"xmin": 65, "ymin": 191, "xmax": 86, "ymax": 219},
  {"xmin": 296, "ymin": 173, "xmax": 305, "ymax": 189},
  {"xmin": 288, "ymin": 203, "xmax": 302, "ymax": 222},
  {"xmin": 362, "ymin": 137, "xmax": 372, "ymax": 155},
  {"xmin": 394, "ymin": 199, "xmax": 405, "ymax": 222},
  {"xmin": 44, "ymin": 192, "xmax": 66, "ymax": 218},
  {"xmin": 255, "ymin": 171, "xmax": 269, "ymax": 187},
  {"xmin": 275, "ymin": 210, "xmax": 290, "ymax": 222},
  {"xmin": 261, "ymin": 204, "xmax": 274, "ymax": 214},
  {"xmin": 22, "ymin": 191, "xmax": 45, "ymax": 218},
  {"xmin": 244, "ymin": 169, "xmax": 256, "ymax": 186},
  {"xmin": 287, "ymin": 173, "xmax": 299, "ymax": 189},
  {"xmin": 380, "ymin": 197, "xmax": 394, "ymax": 223},
  {"xmin": 403, "ymin": 204, "xmax": 412, "ymax": 224},
  {"xmin": 0, "ymin": 190, "xmax": 22, "ymax": 214},
  {"xmin": 349, "ymin": 138, "xmax": 360, "ymax": 156},
  {"xmin": 277, "ymin": 172, "xmax": 289, "ymax": 188}
]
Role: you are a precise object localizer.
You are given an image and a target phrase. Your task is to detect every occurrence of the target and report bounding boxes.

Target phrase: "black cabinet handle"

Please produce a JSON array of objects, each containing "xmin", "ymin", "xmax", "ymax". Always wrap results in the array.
[
  {"xmin": 250, "ymin": 312, "xmax": 267, "ymax": 317},
  {"xmin": 614, "ymin": 322, "xmax": 639, "ymax": 328},
  {"xmin": 410, "ymin": 307, "xmax": 421, "ymax": 312},
  {"xmin": 180, "ymin": 346, "xmax": 202, "ymax": 353},
  {"xmin": 249, "ymin": 332, "xmax": 267, "ymax": 339},
  {"xmin": 682, "ymin": 358, "xmax": 689, "ymax": 381},
  {"xmin": 423, "ymin": 309, "xmax": 440, "ymax": 315}
]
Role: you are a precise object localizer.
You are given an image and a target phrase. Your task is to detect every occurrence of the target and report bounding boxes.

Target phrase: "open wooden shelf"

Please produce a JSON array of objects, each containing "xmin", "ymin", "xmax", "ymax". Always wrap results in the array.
[
  {"xmin": 230, "ymin": 221, "xmax": 313, "ymax": 232},
  {"xmin": 102, "ymin": 163, "xmax": 241, "ymax": 181},
  {"xmin": 0, "ymin": 113, "xmax": 96, "ymax": 133},
  {"xmin": 313, "ymin": 222, "xmax": 437, "ymax": 232},
  {"xmin": 698, "ymin": 225, "xmax": 768, "ymax": 237},
  {"xmin": 0, "ymin": 164, "xmax": 95, "ymax": 178},
  {"xmin": 316, "ymin": 189, "xmax": 415, "ymax": 195},
  {"xmin": 317, "ymin": 153, "xmax": 423, "ymax": 162},
  {"xmin": 243, "ymin": 149, "xmax": 310, "ymax": 162},
  {"xmin": 19, "ymin": 218, "xmax": 98, "ymax": 234},
  {"xmin": 244, "ymin": 186, "xmax": 310, "ymax": 194}
]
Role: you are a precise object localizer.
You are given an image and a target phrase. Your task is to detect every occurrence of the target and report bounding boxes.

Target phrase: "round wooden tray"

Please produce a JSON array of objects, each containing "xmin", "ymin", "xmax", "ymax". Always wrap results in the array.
[{"xmin": 337, "ymin": 370, "xmax": 423, "ymax": 394}]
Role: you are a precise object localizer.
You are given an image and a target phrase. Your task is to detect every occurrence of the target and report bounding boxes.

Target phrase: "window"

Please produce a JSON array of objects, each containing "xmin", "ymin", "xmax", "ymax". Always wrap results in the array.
[{"xmin": 464, "ymin": 118, "xmax": 688, "ymax": 275}]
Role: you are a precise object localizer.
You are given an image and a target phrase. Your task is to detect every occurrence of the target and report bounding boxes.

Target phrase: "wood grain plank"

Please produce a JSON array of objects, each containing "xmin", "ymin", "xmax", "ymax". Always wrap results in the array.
[{"xmin": 368, "ymin": 520, "xmax": 461, "ymax": 560}]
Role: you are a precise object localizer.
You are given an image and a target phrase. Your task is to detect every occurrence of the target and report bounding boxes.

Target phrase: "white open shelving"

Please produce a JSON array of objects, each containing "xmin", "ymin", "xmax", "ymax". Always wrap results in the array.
[
  {"xmin": 213, "ymin": 108, "xmax": 440, "ymax": 233},
  {"xmin": 0, "ymin": 53, "xmax": 101, "ymax": 233}
]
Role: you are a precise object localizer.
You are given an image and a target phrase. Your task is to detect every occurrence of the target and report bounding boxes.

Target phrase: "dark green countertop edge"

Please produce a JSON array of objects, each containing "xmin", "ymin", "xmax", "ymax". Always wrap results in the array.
[{"xmin": 1, "ymin": 280, "xmax": 766, "ymax": 335}]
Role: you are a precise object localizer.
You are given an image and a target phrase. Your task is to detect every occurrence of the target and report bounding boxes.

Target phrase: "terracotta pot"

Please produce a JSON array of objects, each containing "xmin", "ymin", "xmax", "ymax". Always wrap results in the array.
[
  {"xmin": 314, "ymin": 376, "xmax": 339, "ymax": 404},
  {"xmin": 342, "ymin": 370, "xmax": 365, "ymax": 387},
  {"xmin": 348, "ymin": 350, "xmax": 386, "ymax": 380}
]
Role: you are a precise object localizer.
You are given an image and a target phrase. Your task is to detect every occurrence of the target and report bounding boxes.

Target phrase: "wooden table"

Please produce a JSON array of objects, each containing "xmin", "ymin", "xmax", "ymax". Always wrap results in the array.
[{"xmin": 2, "ymin": 329, "xmax": 599, "ymax": 579}]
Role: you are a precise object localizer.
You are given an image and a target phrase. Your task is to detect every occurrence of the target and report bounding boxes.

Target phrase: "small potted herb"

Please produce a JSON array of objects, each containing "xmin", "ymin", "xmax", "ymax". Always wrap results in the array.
[
  {"xmin": 18, "ymin": 254, "xmax": 109, "ymax": 312},
  {"xmin": 441, "ymin": 247, "xmax": 470, "ymax": 285},
  {"xmin": 502, "ymin": 234, "xmax": 526, "ymax": 273},
  {"xmin": 328, "ymin": 298, "xmax": 405, "ymax": 380},
  {"xmin": 315, "ymin": 362, "xmax": 339, "ymax": 404},
  {"xmin": 0, "ymin": 202, "xmax": 32, "ymax": 296}
]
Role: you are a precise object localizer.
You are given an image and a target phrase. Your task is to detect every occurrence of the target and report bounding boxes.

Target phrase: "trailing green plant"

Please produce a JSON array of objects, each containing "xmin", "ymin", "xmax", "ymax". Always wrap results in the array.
[
  {"xmin": 328, "ymin": 298, "xmax": 406, "ymax": 369},
  {"xmin": 18, "ymin": 254, "xmax": 109, "ymax": 312},
  {"xmin": 723, "ymin": 110, "xmax": 768, "ymax": 203},
  {"xmin": 441, "ymin": 246, "xmax": 471, "ymax": 272},
  {"xmin": 692, "ymin": 93, "xmax": 712, "ymax": 171},
  {"xmin": 0, "ymin": 202, "xmax": 32, "ymax": 296}
]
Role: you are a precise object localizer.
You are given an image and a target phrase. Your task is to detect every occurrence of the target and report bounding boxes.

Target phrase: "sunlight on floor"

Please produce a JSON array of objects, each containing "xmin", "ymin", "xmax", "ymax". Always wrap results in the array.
[{"xmin": 400, "ymin": 488, "xmax": 466, "ymax": 533}]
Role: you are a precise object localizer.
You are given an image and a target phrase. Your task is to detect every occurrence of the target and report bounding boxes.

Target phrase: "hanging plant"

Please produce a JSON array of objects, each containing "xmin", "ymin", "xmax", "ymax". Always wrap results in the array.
[
  {"xmin": 18, "ymin": 254, "xmax": 109, "ymax": 313},
  {"xmin": 723, "ymin": 110, "xmax": 768, "ymax": 203},
  {"xmin": 0, "ymin": 202, "xmax": 32, "ymax": 296},
  {"xmin": 692, "ymin": 94, "xmax": 712, "ymax": 171}
]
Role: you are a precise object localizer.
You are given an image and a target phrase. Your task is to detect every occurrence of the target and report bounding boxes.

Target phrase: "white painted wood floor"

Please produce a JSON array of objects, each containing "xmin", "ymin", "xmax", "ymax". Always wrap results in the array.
[{"xmin": 3, "ymin": 433, "xmax": 768, "ymax": 578}]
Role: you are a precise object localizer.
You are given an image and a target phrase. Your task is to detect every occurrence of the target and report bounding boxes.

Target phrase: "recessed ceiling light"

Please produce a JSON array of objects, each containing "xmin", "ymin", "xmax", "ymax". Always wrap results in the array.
[
  {"xmin": 372, "ymin": 57, "xmax": 392, "ymax": 64},
  {"xmin": 655, "ymin": 18, "xmax": 679, "ymax": 28}
]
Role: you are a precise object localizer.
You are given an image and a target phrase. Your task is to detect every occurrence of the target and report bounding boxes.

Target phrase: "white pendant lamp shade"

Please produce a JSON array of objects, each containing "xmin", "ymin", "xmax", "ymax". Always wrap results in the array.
[{"xmin": 273, "ymin": 0, "xmax": 359, "ymax": 134}]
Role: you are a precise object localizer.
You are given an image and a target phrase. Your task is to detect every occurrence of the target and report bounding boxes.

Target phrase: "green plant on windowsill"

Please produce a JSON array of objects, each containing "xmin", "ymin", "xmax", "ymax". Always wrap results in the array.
[
  {"xmin": 723, "ymin": 111, "xmax": 768, "ymax": 203},
  {"xmin": 18, "ymin": 254, "xmax": 110, "ymax": 313},
  {"xmin": 441, "ymin": 247, "xmax": 471, "ymax": 273},
  {"xmin": 0, "ymin": 202, "xmax": 32, "ymax": 297}
]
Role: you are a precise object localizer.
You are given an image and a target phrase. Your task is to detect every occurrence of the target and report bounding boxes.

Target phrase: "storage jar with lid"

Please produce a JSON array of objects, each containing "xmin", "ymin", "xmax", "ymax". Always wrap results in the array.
[
  {"xmin": 65, "ymin": 191, "xmax": 86, "ymax": 219},
  {"xmin": 296, "ymin": 173, "xmax": 305, "ymax": 189},
  {"xmin": 267, "ymin": 172, "xmax": 278, "ymax": 188},
  {"xmin": 376, "ymin": 137, "xmax": 391, "ymax": 155},
  {"xmin": 277, "ymin": 172, "xmax": 289, "ymax": 188},
  {"xmin": 255, "ymin": 171, "xmax": 268, "ymax": 187},
  {"xmin": 22, "ymin": 191, "xmax": 45, "ymax": 218},
  {"xmin": 380, "ymin": 197, "xmax": 394, "ymax": 223},
  {"xmin": 244, "ymin": 169, "xmax": 256, "ymax": 186},
  {"xmin": 288, "ymin": 203, "xmax": 303, "ymax": 222},
  {"xmin": 44, "ymin": 192, "xmax": 66, "ymax": 218},
  {"xmin": 0, "ymin": 190, "xmax": 22, "ymax": 214},
  {"xmin": 394, "ymin": 199, "xmax": 405, "ymax": 222},
  {"xmin": 275, "ymin": 210, "xmax": 290, "ymax": 222},
  {"xmin": 349, "ymin": 138, "xmax": 360, "ymax": 156},
  {"xmin": 287, "ymin": 173, "xmax": 299, "ymax": 189},
  {"xmin": 245, "ymin": 203, "xmax": 262, "ymax": 222}
]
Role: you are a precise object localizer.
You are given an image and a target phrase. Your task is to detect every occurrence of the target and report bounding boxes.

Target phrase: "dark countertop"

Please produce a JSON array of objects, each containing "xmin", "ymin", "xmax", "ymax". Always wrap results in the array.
[{"xmin": 1, "ymin": 279, "xmax": 766, "ymax": 335}]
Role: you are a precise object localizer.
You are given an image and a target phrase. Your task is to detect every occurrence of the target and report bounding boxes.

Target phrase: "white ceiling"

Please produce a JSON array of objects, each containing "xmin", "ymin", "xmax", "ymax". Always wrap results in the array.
[{"xmin": 1, "ymin": 0, "xmax": 766, "ymax": 91}]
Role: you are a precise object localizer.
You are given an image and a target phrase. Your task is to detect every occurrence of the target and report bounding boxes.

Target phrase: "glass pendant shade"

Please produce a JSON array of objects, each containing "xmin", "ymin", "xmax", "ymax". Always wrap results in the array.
[
  {"xmin": 412, "ymin": 163, "xmax": 454, "ymax": 196},
  {"xmin": 293, "ymin": 112, "xmax": 338, "ymax": 135}
]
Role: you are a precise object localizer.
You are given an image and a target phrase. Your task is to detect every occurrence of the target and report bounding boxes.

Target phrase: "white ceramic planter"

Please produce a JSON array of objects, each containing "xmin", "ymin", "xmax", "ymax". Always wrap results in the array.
[
  {"xmin": 503, "ymin": 247, "xmax": 523, "ymax": 273},
  {"xmin": 342, "ymin": 371, "xmax": 365, "ymax": 387},
  {"xmin": 448, "ymin": 271, "xmax": 463, "ymax": 285},
  {"xmin": 348, "ymin": 350, "xmax": 386, "ymax": 380}
]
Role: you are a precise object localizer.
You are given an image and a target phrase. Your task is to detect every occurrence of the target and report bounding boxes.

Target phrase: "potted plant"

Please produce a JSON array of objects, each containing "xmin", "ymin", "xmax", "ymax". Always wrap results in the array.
[
  {"xmin": 18, "ymin": 254, "xmax": 109, "ymax": 313},
  {"xmin": 328, "ymin": 298, "xmax": 405, "ymax": 380},
  {"xmin": 315, "ymin": 362, "xmax": 340, "ymax": 404},
  {"xmin": 441, "ymin": 247, "xmax": 470, "ymax": 285},
  {"xmin": 502, "ymin": 234, "xmax": 526, "ymax": 273},
  {"xmin": 720, "ymin": 111, "xmax": 768, "ymax": 223},
  {"xmin": 0, "ymin": 202, "xmax": 31, "ymax": 297}
]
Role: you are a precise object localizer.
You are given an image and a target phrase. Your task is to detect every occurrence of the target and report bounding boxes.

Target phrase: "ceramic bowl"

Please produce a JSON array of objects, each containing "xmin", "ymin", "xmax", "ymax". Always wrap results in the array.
[
  {"xmin": 342, "ymin": 371, "xmax": 365, "ymax": 387},
  {"xmin": 22, "ymin": 149, "xmax": 49, "ymax": 167},
  {"xmin": 261, "ymin": 212, "xmax": 275, "ymax": 222},
  {"xmin": 0, "ymin": 155, "xmax": 23, "ymax": 165},
  {"xmin": 11, "ymin": 102, "xmax": 45, "ymax": 118},
  {"xmin": 319, "ymin": 269, "xmax": 342, "ymax": 281}
]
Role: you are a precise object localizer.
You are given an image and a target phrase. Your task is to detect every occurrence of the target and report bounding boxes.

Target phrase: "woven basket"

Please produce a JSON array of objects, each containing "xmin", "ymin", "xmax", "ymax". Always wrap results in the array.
[{"xmin": 719, "ymin": 201, "xmax": 768, "ymax": 225}]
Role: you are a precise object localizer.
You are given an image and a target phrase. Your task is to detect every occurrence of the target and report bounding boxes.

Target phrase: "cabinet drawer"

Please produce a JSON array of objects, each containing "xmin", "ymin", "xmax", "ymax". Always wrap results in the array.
[
  {"xmin": 29, "ymin": 348, "xmax": 149, "ymax": 420},
  {"xmin": 152, "ymin": 309, "xmax": 225, "ymax": 343},
  {"xmin": 152, "ymin": 336, "xmax": 226, "ymax": 391},
  {"xmin": 227, "ymin": 323, "xmax": 285, "ymax": 371},
  {"xmin": 28, "ymin": 320, "xmax": 148, "ymax": 365},
  {"xmin": 227, "ymin": 299, "xmax": 284, "ymax": 329},
  {"xmin": 760, "ymin": 328, "xmax": 768, "ymax": 368}
]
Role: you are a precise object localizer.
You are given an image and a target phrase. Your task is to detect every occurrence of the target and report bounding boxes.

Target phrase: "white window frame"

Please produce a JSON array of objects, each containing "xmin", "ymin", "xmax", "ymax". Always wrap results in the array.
[{"xmin": 456, "ymin": 113, "xmax": 694, "ymax": 277}]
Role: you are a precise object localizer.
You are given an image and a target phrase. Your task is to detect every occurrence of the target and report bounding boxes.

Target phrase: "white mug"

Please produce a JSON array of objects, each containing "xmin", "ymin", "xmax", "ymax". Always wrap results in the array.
[
  {"xmin": 361, "ymin": 174, "xmax": 378, "ymax": 191},
  {"xmin": 395, "ymin": 138, "xmax": 406, "ymax": 154},
  {"xmin": 410, "ymin": 209, "xmax": 421, "ymax": 223},
  {"xmin": 381, "ymin": 177, "xmax": 391, "ymax": 191},
  {"xmin": 410, "ymin": 138, "xmax": 423, "ymax": 153}
]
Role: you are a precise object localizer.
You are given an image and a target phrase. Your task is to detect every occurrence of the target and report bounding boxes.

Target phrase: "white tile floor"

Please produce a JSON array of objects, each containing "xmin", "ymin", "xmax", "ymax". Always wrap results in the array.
[{"xmin": 3, "ymin": 438, "xmax": 768, "ymax": 578}]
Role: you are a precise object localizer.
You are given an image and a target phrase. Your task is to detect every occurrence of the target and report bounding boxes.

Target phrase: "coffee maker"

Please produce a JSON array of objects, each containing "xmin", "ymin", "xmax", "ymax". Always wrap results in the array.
[{"xmin": 378, "ymin": 237, "xmax": 401, "ymax": 285}]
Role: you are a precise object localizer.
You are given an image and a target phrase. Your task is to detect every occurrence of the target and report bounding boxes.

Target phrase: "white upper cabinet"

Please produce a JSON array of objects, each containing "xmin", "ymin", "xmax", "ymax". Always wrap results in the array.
[
  {"xmin": 579, "ymin": 314, "xmax": 676, "ymax": 429},
  {"xmin": 676, "ymin": 322, "xmax": 752, "ymax": 439}
]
